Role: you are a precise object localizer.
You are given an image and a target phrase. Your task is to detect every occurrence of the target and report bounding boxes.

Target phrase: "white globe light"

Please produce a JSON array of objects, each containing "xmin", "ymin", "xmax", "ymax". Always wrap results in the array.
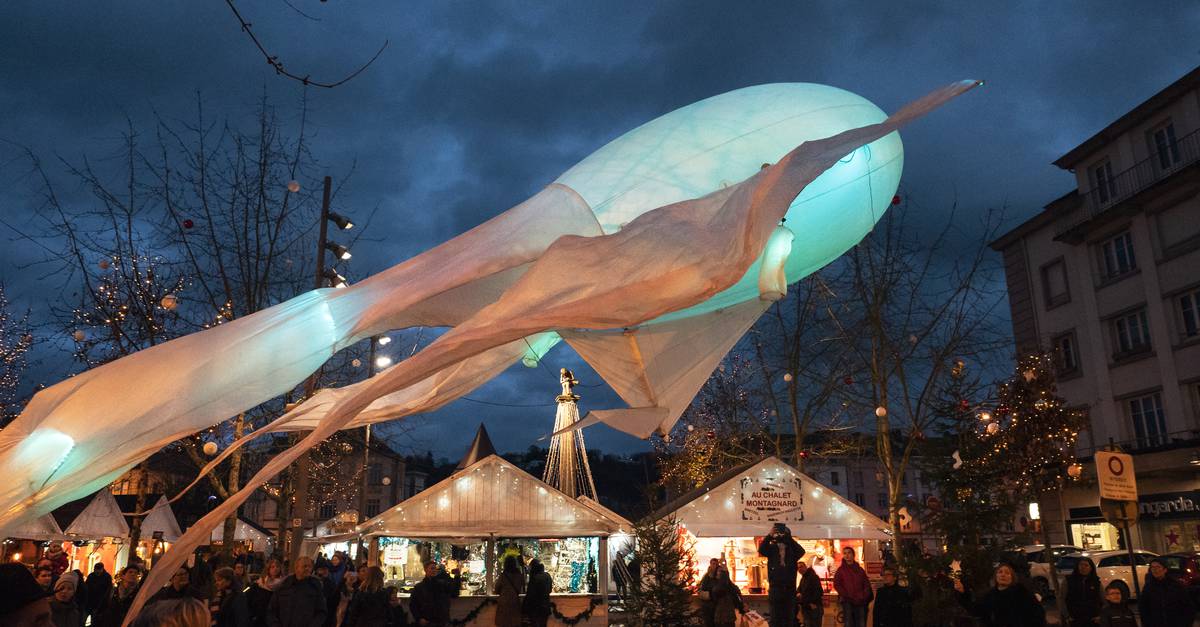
[
  {"xmin": 72, "ymin": 330, "xmax": 86, "ymax": 342},
  {"xmin": 351, "ymin": 358, "xmax": 362, "ymax": 368},
  {"xmin": 381, "ymin": 477, "xmax": 392, "ymax": 486},
  {"xmin": 202, "ymin": 441, "xmax": 219, "ymax": 456},
  {"xmin": 161, "ymin": 294, "xmax": 178, "ymax": 310},
  {"xmin": 287, "ymin": 180, "xmax": 300, "ymax": 193},
  {"xmin": 375, "ymin": 356, "xmax": 393, "ymax": 369},
  {"xmin": 875, "ymin": 406, "xmax": 887, "ymax": 418},
  {"xmin": 783, "ymin": 373, "xmax": 793, "ymax": 382},
  {"xmin": 986, "ymin": 422, "xmax": 1000, "ymax": 435}
]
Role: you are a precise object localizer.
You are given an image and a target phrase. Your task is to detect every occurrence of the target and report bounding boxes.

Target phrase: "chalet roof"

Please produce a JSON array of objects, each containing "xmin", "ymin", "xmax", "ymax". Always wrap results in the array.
[{"xmin": 456, "ymin": 424, "xmax": 497, "ymax": 470}]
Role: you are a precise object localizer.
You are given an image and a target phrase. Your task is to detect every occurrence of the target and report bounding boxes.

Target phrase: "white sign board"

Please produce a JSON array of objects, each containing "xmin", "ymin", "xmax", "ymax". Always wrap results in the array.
[
  {"xmin": 1096, "ymin": 451, "xmax": 1137, "ymax": 501},
  {"xmin": 739, "ymin": 475, "xmax": 804, "ymax": 522}
]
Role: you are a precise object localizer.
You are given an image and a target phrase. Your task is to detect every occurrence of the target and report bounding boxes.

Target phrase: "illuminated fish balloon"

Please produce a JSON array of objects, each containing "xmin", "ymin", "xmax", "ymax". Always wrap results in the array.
[{"xmin": 0, "ymin": 79, "xmax": 979, "ymax": 624}]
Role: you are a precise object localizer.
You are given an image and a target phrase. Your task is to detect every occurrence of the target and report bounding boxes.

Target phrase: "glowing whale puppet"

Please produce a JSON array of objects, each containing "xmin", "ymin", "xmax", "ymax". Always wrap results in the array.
[{"xmin": 0, "ymin": 79, "xmax": 979, "ymax": 622}]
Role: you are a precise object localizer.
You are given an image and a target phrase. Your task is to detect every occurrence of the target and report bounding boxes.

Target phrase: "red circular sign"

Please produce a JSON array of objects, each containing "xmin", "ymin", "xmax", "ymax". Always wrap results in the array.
[{"xmin": 1107, "ymin": 456, "xmax": 1125, "ymax": 476}]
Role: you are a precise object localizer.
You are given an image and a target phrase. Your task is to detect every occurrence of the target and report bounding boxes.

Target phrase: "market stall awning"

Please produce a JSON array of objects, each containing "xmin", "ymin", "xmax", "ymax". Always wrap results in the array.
[
  {"xmin": 358, "ymin": 454, "xmax": 629, "ymax": 539},
  {"xmin": 3, "ymin": 513, "xmax": 67, "ymax": 541},
  {"xmin": 654, "ymin": 456, "xmax": 891, "ymax": 540},
  {"xmin": 63, "ymin": 489, "xmax": 130, "ymax": 539},
  {"xmin": 131, "ymin": 496, "xmax": 182, "ymax": 543},
  {"xmin": 208, "ymin": 518, "xmax": 273, "ymax": 553}
]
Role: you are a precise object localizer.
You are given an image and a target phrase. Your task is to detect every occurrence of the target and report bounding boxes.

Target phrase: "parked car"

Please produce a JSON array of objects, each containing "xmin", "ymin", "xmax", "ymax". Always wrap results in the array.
[
  {"xmin": 1055, "ymin": 549, "xmax": 1159, "ymax": 599},
  {"xmin": 1000, "ymin": 544, "xmax": 1083, "ymax": 598},
  {"xmin": 1160, "ymin": 551, "xmax": 1200, "ymax": 604}
]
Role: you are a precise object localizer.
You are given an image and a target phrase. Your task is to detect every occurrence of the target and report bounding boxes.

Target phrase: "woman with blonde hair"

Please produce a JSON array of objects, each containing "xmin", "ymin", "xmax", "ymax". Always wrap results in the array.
[
  {"xmin": 132, "ymin": 597, "xmax": 211, "ymax": 627},
  {"xmin": 343, "ymin": 566, "xmax": 391, "ymax": 627}
]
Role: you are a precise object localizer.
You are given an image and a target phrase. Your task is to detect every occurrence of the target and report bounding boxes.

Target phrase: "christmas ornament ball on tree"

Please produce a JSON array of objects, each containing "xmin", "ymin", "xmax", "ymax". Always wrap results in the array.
[
  {"xmin": 986, "ymin": 422, "xmax": 999, "ymax": 435},
  {"xmin": 161, "ymin": 294, "xmax": 178, "ymax": 310},
  {"xmin": 72, "ymin": 330, "xmax": 86, "ymax": 342},
  {"xmin": 98, "ymin": 259, "xmax": 110, "ymax": 270}
]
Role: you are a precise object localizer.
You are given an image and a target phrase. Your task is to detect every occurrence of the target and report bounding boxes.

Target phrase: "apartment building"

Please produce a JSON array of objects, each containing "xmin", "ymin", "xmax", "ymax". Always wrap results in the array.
[{"xmin": 990, "ymin": 66, "xmax": 1200, "ymax": 554}]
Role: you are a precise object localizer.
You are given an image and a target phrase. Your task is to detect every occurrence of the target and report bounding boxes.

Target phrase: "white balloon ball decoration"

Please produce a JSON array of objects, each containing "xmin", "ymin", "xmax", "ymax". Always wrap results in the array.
[
  {"xmin": 986, "ymin": 422, "xmax": 1000, "ymax": 435},
  {"xmin": 287, "ymin": 180, "xmax": 301, "ymax": 193},
  {"xmin": 783, "ymin": 373, "xmax": 793, "ymax": 382},
  {"xmin": 72, "ymin": 330, "xmax": 86, "ymax": 342},
  {"xmin": 686, "ymin": 424, "xmax": 694, "ymax": 432},
  {"xmin": 351, "ymin": 358, "xmax": 362, "ymax": 368},
  {"xmin": 161, "ymin": 294, "xmax": 178, "ymax": 310},
  {"xmin": 381, "ymin": 476, "xmax": 392, "ymax": 486},
  {"xmin": 875, "ymin": 406, "xmax": 887, "ymax": 418},
  {"xmin": 202, "ymin": 441, "xmax": 219, "ymax": 456}
]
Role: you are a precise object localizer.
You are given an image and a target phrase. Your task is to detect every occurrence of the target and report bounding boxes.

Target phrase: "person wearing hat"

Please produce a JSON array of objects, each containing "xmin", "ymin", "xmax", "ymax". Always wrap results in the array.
[
  {"xmin": 0, "ymin": 562, "xmax": 54, "ymax": 626},
  {"xmin": 50, "ymin": 576, "xmax": 82, "ymax": 627},
  {"xmin": 758, "ymin": 523, "xmax": 805, "ymax": 627}
]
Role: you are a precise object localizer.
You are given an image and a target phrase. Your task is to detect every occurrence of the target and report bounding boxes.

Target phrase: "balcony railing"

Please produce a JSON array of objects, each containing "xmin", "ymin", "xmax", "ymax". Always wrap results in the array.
[
  {"xmin": 1074, "ymin": 429, "xmax": 1200, "ymax": 458},
  {"xmin": 1055, "ymin": 127, "xmax": 1200, "ymax": 238}
]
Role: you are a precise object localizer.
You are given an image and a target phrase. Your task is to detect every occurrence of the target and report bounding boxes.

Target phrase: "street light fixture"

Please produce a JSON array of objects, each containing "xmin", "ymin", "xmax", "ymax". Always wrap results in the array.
[
  {"xmin": 325, "ymin": 242, "xmax": 352, "ymax": 260},
  {"xmin": 377, "ymin": 335, "xmax": 391, "ymax": 346},
  {"xmin": 323, "ymin": 268, "xmax": 348, "ymax": 289},
  {"xmin": 375, "ymin": 355, "xmax": 393, "ymax": 369},
  {"xmin": 328, "ymin": 212, "xmax": 354, "ymax": 230}
]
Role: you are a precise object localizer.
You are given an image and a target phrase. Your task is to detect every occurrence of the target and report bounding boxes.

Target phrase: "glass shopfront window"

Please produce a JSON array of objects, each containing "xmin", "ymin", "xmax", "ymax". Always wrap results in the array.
[
  {"xmin": 494, "ymin": 537, "xmax": 599, "ymax": 594},
  {"xmin": 378, "ymin": 537, "xmax": 488, "ymax": 595},
  {"xmin": 1070, "ymin": 522, "xmax": 1120, "ymax": 551},
  {"xmin": 689, "ymin": 536, "xmax": 865, "ymax": 595}
]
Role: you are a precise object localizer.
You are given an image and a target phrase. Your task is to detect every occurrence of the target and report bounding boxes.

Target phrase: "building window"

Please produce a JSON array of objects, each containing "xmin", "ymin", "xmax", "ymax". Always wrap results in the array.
[
  {"xmin": 365, "ymin": 498, "xmax": 380, "ymax": 518},
  {"xmin": 1041, "ymin": 259, "xmax": 1070, "ymax": 307},
  {"xmin": 1100, "ymin": 231, "xmax": 1137, "ymax": 279},
  {"xmin": 1090, "ymin": 160, "xmax": 1116, "ymax": 204},
  {"xmin": 877, "ymin": 493, "xmax": 888, "ymax": 509},
  {"xmin": 854, "ymin": 493, "xmax": 865, "ymax": 507},
  {"xmin": 1053, "ymin": 331, "xmax": 1080, "ymax": 374},
  {"xmin": 368, "ymin": 463, "xmax": 383, "ymax": 485},
  {"xmin": 318, "ymin": 502, "xmax": 336, "ymax": 520},
  {"xmin": 1151, "ymin": 121, "xmax": 1181, "ymax": 170},
  {"xmin": 1180, "ymin": 289, "xmax": 1200, "ymax": 338},
  {"xmin": 1113, "ymin": 309, "xmax": 1151, "ymax": 356},
  {"xmin": 1129, "ymin": 393, "xmax": 1167, "ymax": 448},
  {"xmin": 829, "ymin": 471, "xmax": 840, "ymax": 486}
]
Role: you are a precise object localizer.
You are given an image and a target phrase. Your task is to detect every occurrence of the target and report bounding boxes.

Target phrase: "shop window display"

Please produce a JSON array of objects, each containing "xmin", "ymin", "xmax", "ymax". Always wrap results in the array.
[
  {"xmin": 378, "ymin": 537, "xmax": 488, "ymax": 595},
  {"xmin": 494, "ymin": 537, "xmax": 599, "ymax": 594},
  {"xmin": 689, "ymin": 535, "xmax": 864, "ymax": 595}
]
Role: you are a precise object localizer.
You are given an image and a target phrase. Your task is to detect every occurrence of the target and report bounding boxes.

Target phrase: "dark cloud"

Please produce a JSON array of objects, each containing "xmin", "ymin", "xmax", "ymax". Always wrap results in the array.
[{"xmin": 2, "ymin": 1, "xmax": 1198, "ymax": 458}]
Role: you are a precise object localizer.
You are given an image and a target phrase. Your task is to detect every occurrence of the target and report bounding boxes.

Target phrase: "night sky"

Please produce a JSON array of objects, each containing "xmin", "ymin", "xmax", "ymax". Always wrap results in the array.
[{"xmin": 1, "ymin": 2, "xmax": 1197, "ymax": 460}]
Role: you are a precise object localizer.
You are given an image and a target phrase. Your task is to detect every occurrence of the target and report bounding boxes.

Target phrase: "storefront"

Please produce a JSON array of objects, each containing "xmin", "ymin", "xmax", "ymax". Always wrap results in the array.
[
  {"xmin": 59, "ymin": 489, "xmax": 131, "ymax": 575},
  {"xmin": 357, "ymin": 452, "xmax": 629, "ymax": 626},
  {"xmin": 1067, "ymin": 489, "xmax": 1200, "ymax": 554},
  {"xmin": 302, "ymin": 512, "xmax": 362, "ymax": 562},
  {"xmin": 655, "ymin": 456, "xmax": 891, "ymax": 607}
]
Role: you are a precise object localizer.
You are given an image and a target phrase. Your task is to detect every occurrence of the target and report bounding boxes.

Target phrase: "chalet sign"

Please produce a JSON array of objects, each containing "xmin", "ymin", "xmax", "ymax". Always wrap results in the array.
[{"xmin": 740, "ymin": 474, "xmax": 804, "ymax": 522}]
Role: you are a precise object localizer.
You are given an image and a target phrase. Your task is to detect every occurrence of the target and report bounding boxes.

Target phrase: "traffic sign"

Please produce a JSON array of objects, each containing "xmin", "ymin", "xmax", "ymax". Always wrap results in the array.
[{"xmin": 1095, "ymin": 451, "xmax": 1137, "ymax": 501}]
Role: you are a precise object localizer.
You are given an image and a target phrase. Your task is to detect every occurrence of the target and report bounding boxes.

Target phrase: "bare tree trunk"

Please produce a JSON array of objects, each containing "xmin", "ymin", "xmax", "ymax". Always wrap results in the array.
[{"xmin": 220, "ymin": 414, "xmax": 245, "ymax": 561}]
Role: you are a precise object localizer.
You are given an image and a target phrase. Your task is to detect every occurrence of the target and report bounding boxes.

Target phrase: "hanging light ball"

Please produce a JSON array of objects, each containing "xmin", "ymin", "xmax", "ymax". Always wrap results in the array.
[
  {"xmin": 978, "ymin": 411, "xmax": 992, "ymax": 422},
  {"xmin": 351, "ymin": 358, "xmax": 362, "ymax": 368},
  {"xmin": 686, "ymin": 424, "xmax": 695, "ymax": 432},
  {"xmin": 98, "ymin": 259, "xmax": 110, "ymax": 270},
  {"xmin": 202, "ymin": 441, "xmax": 219, "ymax": 456},
  {"xmin": 986, "ymin": 422, "xmax": 1000, "ymax": 435},
  {"xmin": 1067, "ymin": 463, "xmax": 1083, "ymax": 479},
  {"xmin": 381, "ymin": 477, "xmax": 392, "ymax": 486},
  {"xmin": 783, "ymin": 373, "xmax": 793, "ymax": 382},
  {"xmin": 287, "ymin": 180, "xmax": 301, "ymax": 193},
  {"xmin": 182, "ymin": 219, "xmax": 194, "ymax": 229},
  {"xmin": 72, "ymin": 330, "xmax": 86, "ymax": 342},
  {"xmin": 875, "ymin": 406, "xmax": 887, "ymax": 418},
  {"xmin": 160, "ymin": 294, "xmax": 178, "ymax": 310}
]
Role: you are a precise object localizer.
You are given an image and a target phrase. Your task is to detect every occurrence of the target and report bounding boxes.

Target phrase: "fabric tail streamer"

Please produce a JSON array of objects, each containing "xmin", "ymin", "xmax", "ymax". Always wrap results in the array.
[{"xmin": 122, "ymin": 79, "xmax": 979, "ymax": 625}]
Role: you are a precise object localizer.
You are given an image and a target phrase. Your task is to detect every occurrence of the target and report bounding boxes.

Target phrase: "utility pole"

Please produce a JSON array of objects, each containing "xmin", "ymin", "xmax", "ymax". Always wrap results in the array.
[
  {"xmin": 356, "ymin": 336, "xmax": 379, "ymax": 528},
  {"xmin": 289, "ymin": 176, "xmax": 333, "ymax": 564}
]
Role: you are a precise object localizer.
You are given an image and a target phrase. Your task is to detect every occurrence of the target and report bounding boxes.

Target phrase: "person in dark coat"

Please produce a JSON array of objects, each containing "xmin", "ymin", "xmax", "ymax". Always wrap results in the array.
[
  {"xmin": 385, "ymin": 586, "xmax": 412, "ymax": 627},
  {"xmin": 85, "ymin": 562, "xmax": 114, "ymax": 624},
  {"xmin": 246, "ymin": 559, "xmax": 285, "ymax": 627},
  {"xmin": 711, "ymin": 566, "xmax": 745, "ymax": 627},
  {"xmin": 1098, "ymin": 582, "xmax": 1137, "ymax": 627},
  {"xmin": 0, "ymin": 562, "xmax": 54, "ymax": 626},
  {"xmin": 522, "ymin": 559, "xmax": 553, "ymax": 627},
  {"xmin": 314, "ymin": 560, "xmax": 340, "ymax": 627},
  {"xmin": 954, "ymin": 563, "xmax": 1044, "ymax": 627},
  {"xmin": 1063, "ymin": 557, "xmax": 1102, "ymax": 627},
  {"xmin": 212, "ymin": 567, "xmax": 251, "ymax": 627},
  {"xmin": 343, "ymin": 567, "xmax": 391, "ymax": 627},
  {"xmin": 409, "ymin": 562, "xmax": 460, "ymax": 627},
  {"xmin": 267, "ymin": 556, "xmax": 327, "ymax": 627},
  {"xmin": 149, "ymin": 566, "xmax": 204, "ymax": 603},
  {"xmin": 1140, "ymin": 557, "xmax": 1196, "ymax": 627},
  {"xmin": 93, "ymin": 566, "xmax": 142, "ymax": 627},
  {"xmin": 697, "ymin": 559, "xmax": 721, "ymax": 627},
  {"xmin": 796, "ymin": 561, "xmax": 824, "ymax": 627},
  {"xmin": 758, "ymin": 523, "xmax": 805, "ymax": 627},
  {"xmin": 494, "ymin": 556, "xmax": 524, "ymax": 627},
  {"xmin": 873, "ymin": 567, "xmax": 914, "ymax": 627},
  {"xmin": 834, "ymin": 547, "xmax": 873, "ymax": 627}
]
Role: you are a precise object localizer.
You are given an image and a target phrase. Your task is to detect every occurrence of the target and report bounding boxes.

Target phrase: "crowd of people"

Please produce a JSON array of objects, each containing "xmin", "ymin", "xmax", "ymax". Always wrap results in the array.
[
  {"xmin": 693, "ymin": 524, "xmax": 1197, "ymax": 627},
  {"xmin": 0, "ymin": 545, "xmax": 565, "ymax": 627}
]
